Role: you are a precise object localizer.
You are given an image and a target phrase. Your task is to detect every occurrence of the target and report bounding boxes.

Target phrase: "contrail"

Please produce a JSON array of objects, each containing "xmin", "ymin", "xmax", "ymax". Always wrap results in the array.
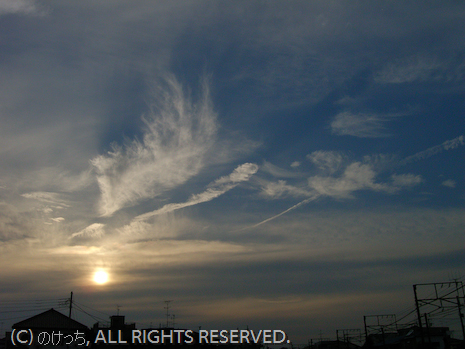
[
  {"xmin": 398, "ymin": 134, "xmax": 464, "ymax": 167},
  {"xmin": 134, "ymin": 163, "xmax": 258, "ymax": 221},
  {"xmin": 237, "ymin": 194, "xmax": 320, "ymax": 231}
]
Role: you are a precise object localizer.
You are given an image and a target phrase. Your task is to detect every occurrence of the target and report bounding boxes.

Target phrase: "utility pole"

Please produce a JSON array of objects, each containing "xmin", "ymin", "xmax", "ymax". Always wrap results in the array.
[
  {"xmin": 424, "ymin": 313, "xmax": 432, "ymax": 345},
  {"xmin": 413, "ymin": 285, "xmax": 425, "ymax": 346},
  {"xmin": 454, "ymin": 279, "xmax": 465, "ymax": 341},
  {"xmin": 453, "ymin": 279, "xmax": 465, "ymax": 341},
  {"xmin": 68, "ymin": 292, "xmax": 73, "ymax": 318},
  {"xmin": 363, "ymin": 316, "xmax": 368, "ymax": 348}
]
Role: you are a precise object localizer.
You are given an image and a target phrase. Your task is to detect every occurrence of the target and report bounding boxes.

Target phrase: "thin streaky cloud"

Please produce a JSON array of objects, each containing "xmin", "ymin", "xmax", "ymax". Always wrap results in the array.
[
  {"xmin": 134, "ymin": 163, "xmax": 258, "ymax": 221},
  {"xmin": 331, "ymin": 111, "xmax": 401, "ymax": 138},
  {"xmin": 21, "ymin": 192, "xmax": 70, "ymax": 207},
  {"xmin": 374, "ymin": 55, "xmax": 441, "ymax": 84}
]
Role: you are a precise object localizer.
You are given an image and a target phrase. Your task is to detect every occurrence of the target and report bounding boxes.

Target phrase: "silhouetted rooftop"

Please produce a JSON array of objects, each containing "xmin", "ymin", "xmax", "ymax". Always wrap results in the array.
[{"xmin": 12, "ymin": 308, "xmax": 88, "ymax": 331}]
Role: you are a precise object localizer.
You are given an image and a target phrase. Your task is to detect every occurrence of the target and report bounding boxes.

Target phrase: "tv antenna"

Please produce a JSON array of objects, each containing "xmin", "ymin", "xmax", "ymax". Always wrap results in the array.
[{"xmin": 164, "ymin": 300, "xmax": 173, "ymax": 327}]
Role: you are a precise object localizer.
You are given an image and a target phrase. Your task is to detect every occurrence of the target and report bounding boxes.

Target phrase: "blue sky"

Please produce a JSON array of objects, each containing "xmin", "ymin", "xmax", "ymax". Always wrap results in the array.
[{"xmin": 1, "ymin": 0, "xmax": 465, "ymax": 344}]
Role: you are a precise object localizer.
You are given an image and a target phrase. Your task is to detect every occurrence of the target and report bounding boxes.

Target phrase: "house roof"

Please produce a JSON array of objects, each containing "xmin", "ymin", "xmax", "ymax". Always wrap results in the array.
[{"xmin": 13, "ymin": 308, "xmax": 88, "ymax": 331}]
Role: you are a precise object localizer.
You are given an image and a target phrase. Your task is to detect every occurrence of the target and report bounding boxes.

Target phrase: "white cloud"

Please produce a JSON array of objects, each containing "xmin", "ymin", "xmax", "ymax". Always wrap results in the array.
[
  {"xmin": 290, "ymin": 161, "xmax": 300, "ymax": 168},
  {"xmin": 441, "ymin": 179, "xmax": 456, "ymax": 188},
  {"xmin": 91, "ymin": 76, "xmax": 218, "ymax": 217},
  {"xmin": 308, "ymin": 162, "xmax": 391, "ymax": 199},
  {"xmin": 135, "ymin": 163, "xmax": 258, "ymax": 221},
  {"xmin": 51, "ymin": 217, "xmax": 65, "ymax": 223},
  {"xmin": 307, "ymin": 150, "xmax": 344, "ymax": 174},
  {"xmin": 260, "ymin": 180, "xmax": 312, "ymax": 199},
  {"xmin": 215, "ymin": 163, "xmax": 259, "ymax": 184},
  {"xmin": 330, "ymin": 112, "xmax": 397, "ymax": 138}
]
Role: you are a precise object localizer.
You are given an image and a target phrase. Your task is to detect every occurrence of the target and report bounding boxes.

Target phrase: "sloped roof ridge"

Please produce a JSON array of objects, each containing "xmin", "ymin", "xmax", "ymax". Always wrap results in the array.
[{"xmin": 13, "ymin": 308, "xmax": 88, "ymax": 330}]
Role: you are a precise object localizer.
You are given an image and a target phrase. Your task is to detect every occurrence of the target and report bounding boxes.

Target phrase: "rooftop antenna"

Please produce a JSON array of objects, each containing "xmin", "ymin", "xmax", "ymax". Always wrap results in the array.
[
  {"xmin": 164, "ymin": 300, "xmax": 172, "ymax": 327},
  {"xmin": 171, "ymin": 314, "xmax": 176, "ymax": 328},
  {"xmin": 68, "ymin": 291, "xmax": 73, "ymax": 318},
  {"xmin": 116, "ymin": 305, "xmax": 122, "ymax": 316}
]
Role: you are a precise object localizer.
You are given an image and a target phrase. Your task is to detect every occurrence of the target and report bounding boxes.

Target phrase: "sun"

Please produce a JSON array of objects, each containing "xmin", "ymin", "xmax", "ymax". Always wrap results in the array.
[{"xmin": 93, "ymin": 270, "xmax": 109, "ymax": 285}]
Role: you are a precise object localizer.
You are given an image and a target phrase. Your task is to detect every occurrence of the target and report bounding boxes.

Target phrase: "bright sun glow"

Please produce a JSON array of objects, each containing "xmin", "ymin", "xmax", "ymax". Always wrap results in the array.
[{"xmin": 93, "ymin": 270, "xmax": 109, "ymax": 285}]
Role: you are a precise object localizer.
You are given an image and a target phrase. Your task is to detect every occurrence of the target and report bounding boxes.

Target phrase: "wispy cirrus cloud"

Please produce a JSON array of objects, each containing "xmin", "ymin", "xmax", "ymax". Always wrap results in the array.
[
  {"xmin": 91, "ymin": 76, "xmax": 218, "ymax": 217},
  {"xmin": 134, "ymin": 162, "xmax": 258, "ymax": 221},
  {"xmin": 330, "ymin": 111, "xmax": 400, "ymax": 138}
]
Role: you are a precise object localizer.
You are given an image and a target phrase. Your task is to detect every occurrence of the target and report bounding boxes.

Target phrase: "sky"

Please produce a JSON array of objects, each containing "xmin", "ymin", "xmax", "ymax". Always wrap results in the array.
[{"xmin": 1, "ymin": 0, "xmax": 465, "ymax": 344}]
